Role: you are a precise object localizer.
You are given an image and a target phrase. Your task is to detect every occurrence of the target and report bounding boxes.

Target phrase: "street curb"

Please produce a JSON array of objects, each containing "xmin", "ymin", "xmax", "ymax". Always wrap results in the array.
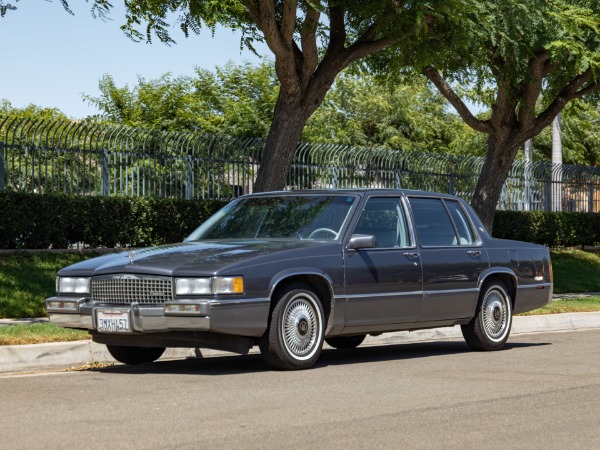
[{"xmin": 2, "ymin": 312, "xmax": 600, "ymax": 374}]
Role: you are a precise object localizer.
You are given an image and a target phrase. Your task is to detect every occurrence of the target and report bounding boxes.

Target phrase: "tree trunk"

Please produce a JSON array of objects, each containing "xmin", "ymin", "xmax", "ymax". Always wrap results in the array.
[
  {"xmin": 253, "ymin": 93, "xmax": 310, "ymax": 192},
  {"xmin": 471, "ymin": 136, "xmax": 521, "ymax": 235}
]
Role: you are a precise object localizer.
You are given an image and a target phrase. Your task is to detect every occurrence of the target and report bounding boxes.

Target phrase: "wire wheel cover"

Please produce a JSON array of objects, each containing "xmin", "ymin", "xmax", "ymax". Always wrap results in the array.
[
  {"xmin": 482, "ymin": 288, "xmax": 510, "ymax": 340},
  {"xmin": 281, "ymin": 295, "xmax": 321, "ymax": 358}
]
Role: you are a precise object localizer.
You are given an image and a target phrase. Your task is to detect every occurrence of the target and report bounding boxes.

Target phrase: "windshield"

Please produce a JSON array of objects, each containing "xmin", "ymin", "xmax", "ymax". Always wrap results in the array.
[{"xmin": 186, "ymin": 194, "xmax": 357, "ymax": 241}]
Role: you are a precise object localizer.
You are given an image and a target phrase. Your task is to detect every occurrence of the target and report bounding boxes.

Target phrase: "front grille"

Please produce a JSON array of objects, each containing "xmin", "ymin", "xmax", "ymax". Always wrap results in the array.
[{"xmin": 91, "ymin": 275, "xmax": 173, "ymax": 305}]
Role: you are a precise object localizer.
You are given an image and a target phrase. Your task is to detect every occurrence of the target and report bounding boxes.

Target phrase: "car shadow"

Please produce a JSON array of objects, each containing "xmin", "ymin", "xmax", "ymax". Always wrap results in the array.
[{"xmin": 91, "ymin": 340, "xmax": 550, "ymax": 376}]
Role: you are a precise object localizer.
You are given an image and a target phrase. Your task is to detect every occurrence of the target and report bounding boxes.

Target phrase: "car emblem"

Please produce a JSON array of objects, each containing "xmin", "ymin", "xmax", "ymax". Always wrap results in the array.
[{"xmin": 128, "ymin": 250, "xmax": 136, "ymax": 264}]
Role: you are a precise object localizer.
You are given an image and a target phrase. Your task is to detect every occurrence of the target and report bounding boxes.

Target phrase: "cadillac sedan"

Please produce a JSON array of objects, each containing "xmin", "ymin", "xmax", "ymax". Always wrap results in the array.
[{"xmin": 46, "ymin": 189, "xmax": 552, "ymax": 370}]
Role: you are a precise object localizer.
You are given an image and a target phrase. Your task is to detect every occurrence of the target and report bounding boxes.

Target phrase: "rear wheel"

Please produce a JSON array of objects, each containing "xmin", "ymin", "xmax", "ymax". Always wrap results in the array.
[
  {"xmin": 259, "ymin": 283, "xmax": 325, "ymax": 370},
  {"xmin": 325, "ymin": 335, "xmax": 366, "ymax": 349},
  {"xmin": 106, "ymin": 345, "xmax": 166, "ymax": 365},
  {"xmin": 461, "ymin": 280, "xmax": 512, "ymax": 351}
]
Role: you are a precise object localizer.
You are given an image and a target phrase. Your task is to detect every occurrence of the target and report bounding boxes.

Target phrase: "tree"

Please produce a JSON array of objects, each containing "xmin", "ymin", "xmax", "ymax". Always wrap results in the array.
[
  {"xmin": 531, "ymin": 100, "xmax": 600, "ymax": 166},
  {"xmin": 86, "ymin": 61, "xmax": 463, "ymax": 153},
  {"xmin": 412, "ymin": 0, "xmax": 600, "ymax": 231},
  {"xmin": 305, "ymin": 71, "xmax": 462, "ymax": 152},
  {"xmin": 0, "ymin": 99, "xmax": 68, "ymax": 121},
  {"xmin": 84, "ymin": 60, "xmax": 278, "ymax": 136},
  {"xmin": 6, "ymin": 0, "xmax": 460, "ymax": 192}
]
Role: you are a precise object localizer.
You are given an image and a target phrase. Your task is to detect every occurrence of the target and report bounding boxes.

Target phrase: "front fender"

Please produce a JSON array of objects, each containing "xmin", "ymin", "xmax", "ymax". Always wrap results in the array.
[{"xmin": 268, "ymin": 268, "xmax": 338, "ymax": 334}]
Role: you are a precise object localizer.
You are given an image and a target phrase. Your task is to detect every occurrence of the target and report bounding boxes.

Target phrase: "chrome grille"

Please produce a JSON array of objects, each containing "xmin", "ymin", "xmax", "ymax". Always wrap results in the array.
[{"xmin": 91, "ymin": 275, "xmax": 173, "ymax": 305}]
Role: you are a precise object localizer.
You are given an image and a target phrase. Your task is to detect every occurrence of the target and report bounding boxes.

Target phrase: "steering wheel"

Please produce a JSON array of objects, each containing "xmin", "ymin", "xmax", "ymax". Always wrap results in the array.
[{"xmin": 308, "ymin": 228, "xmax": 338, "ymax": 240}]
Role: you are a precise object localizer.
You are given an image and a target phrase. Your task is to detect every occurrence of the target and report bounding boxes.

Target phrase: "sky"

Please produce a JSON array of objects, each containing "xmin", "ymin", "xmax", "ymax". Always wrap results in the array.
[{"xmin": 0, "ymin": 2, "xmax": 268, "ymax": 119}]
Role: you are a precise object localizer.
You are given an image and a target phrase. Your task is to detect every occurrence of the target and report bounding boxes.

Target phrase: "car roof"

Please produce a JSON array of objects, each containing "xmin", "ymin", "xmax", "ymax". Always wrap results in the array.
[{"xmin": 240, "ymin": 188, "xmax": 461, "ymax": 200}]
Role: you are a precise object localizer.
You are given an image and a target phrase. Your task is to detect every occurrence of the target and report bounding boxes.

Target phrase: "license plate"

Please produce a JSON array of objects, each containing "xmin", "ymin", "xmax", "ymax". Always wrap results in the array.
[{"xmin": 97, "ymin": 309, "xmax": 131, "ymax": 333}]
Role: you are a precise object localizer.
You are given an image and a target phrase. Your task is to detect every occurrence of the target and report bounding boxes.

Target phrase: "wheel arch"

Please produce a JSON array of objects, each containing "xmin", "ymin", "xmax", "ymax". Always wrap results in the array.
[
  {"xmin": 268, "ymin": 270, "xmax": 335, "ymax": 330},
  {"xmin": 478, "ymin": 268, "xmax": 517, "ymax": 307}
]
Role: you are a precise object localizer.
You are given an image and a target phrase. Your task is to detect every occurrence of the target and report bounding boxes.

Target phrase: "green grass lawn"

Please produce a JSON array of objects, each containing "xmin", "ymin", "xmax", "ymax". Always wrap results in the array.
[
  {"xmin": 0, "ymin": 323, "xmax": 89, "ymax": 345},
  {"xmin": 518, "ymin": 296, "xmax": 600, "ymax": 315},
  {"xmin": 0, "ymin": 252, "xmax": 98, "ymax": 318},
  {"xmin": 550, "ymin": 249, "xmax": 600, "ymax": 294}
]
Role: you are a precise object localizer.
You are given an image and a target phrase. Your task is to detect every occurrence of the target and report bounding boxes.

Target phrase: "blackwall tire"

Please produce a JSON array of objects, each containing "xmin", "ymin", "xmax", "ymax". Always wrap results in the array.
[
  {"xmin": 461, "ymin": 281, "xmax": 513, "ymax": 351},
  {"xmin": 259, "ymin": 283, "xmax": 325, "ymax": 370},
  {"xmin": 325, "ymin": 335, "xmax": 366, "ymax": 349},
  {"xmin": 106, "ymin": 345, "xmax": 166, "ymax": 365}
]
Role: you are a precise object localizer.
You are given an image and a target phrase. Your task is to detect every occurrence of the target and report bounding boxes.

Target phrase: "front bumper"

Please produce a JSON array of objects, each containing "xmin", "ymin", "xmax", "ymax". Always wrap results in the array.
[{"xmin": 45, "ymin": 296, "xmax": 271, "ymax": 338}]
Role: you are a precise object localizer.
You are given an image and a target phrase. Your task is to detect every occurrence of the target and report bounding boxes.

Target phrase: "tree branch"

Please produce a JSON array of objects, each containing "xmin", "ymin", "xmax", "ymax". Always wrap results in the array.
[
  {"xmin": 240, "ymin": 0, "xmax": 261, "ymax": 26},
  {"xmin": 517, "ymin": 51, "xmax": 551, "ymax": 127},
  {"xmin": 424, "ymin": 66, "xmax": 492, "ymax": 134},
  {"xmin": 327, "ymin": 3, "xmax": 346, "ymax": 54},
  {"xmin": 531, "ymin": 69, "xmax": 597, "ymax": 135},
  {"xmin": 257, "ymin": 0, "xmax": 287, "ymax": 55},
  {"xmin": 281, "ymin": 0, "xmax": 297, "ymax": 46},
  {"xmin": 300, "ymin": 3, "xmax": 320, "ymax": 77},
  {"xmin": 489, "ymin": 75, "xmax": 512, "ymax": 130},
  {"xmin": 243, "ymin": 0, "xmax": 302, "ymax": 98},
  {"xmin": 572, "ymin": 80, "xmax": 600, "ymax": 98}
]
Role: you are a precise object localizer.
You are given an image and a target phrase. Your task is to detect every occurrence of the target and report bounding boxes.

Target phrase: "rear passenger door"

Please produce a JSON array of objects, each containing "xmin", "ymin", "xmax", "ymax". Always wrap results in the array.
[
  {"xmin": 343, "ymin": 196, "xmax": 423, "ymax": 328},
  {"xmin": 407, "ymin": 196, "xmax": 488, "ymax": 322}
]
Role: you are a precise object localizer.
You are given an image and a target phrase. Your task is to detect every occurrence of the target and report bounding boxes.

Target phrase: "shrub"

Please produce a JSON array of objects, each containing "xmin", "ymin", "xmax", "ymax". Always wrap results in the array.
[
  {"xmin": 1, "ymin": 191, "xmax": 598, "ymax": 249},
  {"xmin": 0, "ymin": 191, "xmax": 226, "ymax": 249},
  {"xmin": 493, "ymin": 211, "xmax": 600, "ymax": 248}
]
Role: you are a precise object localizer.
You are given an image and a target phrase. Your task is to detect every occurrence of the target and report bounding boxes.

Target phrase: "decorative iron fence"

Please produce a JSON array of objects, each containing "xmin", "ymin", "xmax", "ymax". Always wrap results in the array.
[{"xmin": 1, "ymin": 116, "xmax": 599, "ymax": 212}]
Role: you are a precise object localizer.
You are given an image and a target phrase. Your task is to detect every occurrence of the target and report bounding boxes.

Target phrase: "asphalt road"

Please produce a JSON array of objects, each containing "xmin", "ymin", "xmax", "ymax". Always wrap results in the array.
[{"xmin": 2, "ymin": 330, "xmax": 600, "ymax": 449}]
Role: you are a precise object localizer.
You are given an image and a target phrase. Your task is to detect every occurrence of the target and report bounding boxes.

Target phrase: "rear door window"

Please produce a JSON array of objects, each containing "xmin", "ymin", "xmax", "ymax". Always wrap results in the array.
[{"xmin": 445, "ymin": 200, "xmax": 475, "ymax": 245}]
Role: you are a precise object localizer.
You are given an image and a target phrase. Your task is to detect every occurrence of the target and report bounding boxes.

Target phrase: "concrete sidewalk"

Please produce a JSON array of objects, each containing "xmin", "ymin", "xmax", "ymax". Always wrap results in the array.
[{"xmin": 1, "ymin": 311, "xmax": 600, "ymax": 374}]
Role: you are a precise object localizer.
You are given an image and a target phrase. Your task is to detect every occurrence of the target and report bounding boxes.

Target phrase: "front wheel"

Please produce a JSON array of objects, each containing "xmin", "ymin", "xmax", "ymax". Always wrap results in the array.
[
  {"xmin": 259, "ymin": 283, "xmax": 325, "ymax": 370},
  {"xmin": 106, "ymin": 345, "xmax": 166, "ymax": 365},
  {"xmin": 461, "ymin": 281, "xmax": 512, "ymax": 351}
]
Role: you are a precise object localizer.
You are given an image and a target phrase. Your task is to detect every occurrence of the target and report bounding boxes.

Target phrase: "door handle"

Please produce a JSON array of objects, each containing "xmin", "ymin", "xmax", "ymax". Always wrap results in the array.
[
  {"xmin": 403, "ymin": 252, "xmax": 420, "ymax": 258},
  {"xmin": 466, "ymin": 250, "xmax": 481, "ymax": 256}
]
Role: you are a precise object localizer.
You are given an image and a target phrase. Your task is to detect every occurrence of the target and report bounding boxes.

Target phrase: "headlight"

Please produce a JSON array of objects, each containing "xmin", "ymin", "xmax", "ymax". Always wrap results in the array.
[
  {"xmin": 175, "ymin": 277, "xmax": 244, "ymax": 295},
  {"xmin": 175, "ymin": 278, "xmax": 212, "ymax": 295},
  {"xmin": 57, "ymin": 277, "xmax": 90, "ymax": 294}
]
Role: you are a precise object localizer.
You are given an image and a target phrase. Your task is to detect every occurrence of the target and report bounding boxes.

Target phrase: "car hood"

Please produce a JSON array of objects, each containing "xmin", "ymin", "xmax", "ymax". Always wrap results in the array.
[{"xmin": 58, "ymin": 240, "xmax": 340, "ymax": 277}]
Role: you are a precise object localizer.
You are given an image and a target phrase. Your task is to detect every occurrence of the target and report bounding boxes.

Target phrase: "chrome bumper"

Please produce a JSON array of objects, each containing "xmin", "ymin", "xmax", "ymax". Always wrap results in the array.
[{"xmin": 46, "ymin": 296, "xmax": 271, "ymax": 338}]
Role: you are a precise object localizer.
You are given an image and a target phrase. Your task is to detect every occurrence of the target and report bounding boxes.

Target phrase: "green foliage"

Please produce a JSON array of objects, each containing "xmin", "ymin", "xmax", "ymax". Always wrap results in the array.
[
  {"xmin": 436, "ymin": 0, "xmax": 599, "ymax": 94},
  {"xmin": 493, "ymin": 210, "xmax": 600, "ymax": 248},
  {"xmin": 85, "ymin": 61, "xmax": 467, "ymax": 152},
  {"xmin": 0, "ymin": 191, "xmax": 226, "ymax": 249},
  {"xmin": 84, "ymin": 61, "xmax": 278, "ymax": 137},
  {"xmin": 0, "ymin": 100, "xmax": 69, "ymax": 121},
  {"xmin": 305, "ymin": 73, "xmax": 462, "ymax": 153},
  {"xmin": 532, "ymin": 100, "xmax": 600, "ymax": 166}
]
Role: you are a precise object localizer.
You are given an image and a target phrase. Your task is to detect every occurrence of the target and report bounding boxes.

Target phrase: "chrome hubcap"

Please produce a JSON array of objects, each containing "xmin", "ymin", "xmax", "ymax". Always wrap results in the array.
[
  {"xmin": 482, "ymin": 288, "xmax": 510, "ymax": 341},
  {"xmin": 282, "ymin": 295, "xmax": 321, "ymax": 358}
]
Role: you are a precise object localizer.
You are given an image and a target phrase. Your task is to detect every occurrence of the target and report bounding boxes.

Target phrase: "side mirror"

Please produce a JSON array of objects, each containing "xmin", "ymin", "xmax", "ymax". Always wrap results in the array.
[{"xmin": 347, "ymin": 234, "xmax": 377, "ymax": 250}]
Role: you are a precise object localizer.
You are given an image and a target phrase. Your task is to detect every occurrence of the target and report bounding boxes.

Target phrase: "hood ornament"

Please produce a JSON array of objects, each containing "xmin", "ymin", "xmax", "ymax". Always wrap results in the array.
[{"xmin": 128, "ymin": 250, "xmax": 136, "ymax": 264}]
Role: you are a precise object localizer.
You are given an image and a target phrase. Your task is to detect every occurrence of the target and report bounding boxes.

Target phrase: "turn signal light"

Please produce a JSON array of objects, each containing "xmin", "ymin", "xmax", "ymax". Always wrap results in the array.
[
  {"xmin": 165, "ymin": 304, "xmax": 202, "ymax": 314},
  {"xmin": 47, "ymin": 301, "xmax": 78, "ymax": 311}
]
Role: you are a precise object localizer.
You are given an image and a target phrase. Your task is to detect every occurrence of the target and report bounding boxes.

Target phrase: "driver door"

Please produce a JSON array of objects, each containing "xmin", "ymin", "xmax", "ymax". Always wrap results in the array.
[{"xmin": 343, "ymin": 196, "xmax": 423, "ymax": 329}]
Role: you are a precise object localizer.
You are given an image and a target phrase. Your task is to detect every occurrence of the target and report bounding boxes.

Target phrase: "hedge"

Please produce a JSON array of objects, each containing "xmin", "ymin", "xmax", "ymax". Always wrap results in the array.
[
  {"xmin": 493, "ymin": 210, "xmax": 600, "ymax": 248},
  {"xmin": 0, "ymin": 191, "xmax": 226, "ymax": 249},
  {"xmin": 1, "ymin": 192, "xmax": 599, "ymax": 249}
]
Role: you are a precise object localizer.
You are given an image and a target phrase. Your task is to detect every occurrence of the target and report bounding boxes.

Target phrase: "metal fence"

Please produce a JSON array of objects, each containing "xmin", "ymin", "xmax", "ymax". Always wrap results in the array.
[{"xmin": 2, "ymin": 116, "xmax": 600, "ymax": 212}]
